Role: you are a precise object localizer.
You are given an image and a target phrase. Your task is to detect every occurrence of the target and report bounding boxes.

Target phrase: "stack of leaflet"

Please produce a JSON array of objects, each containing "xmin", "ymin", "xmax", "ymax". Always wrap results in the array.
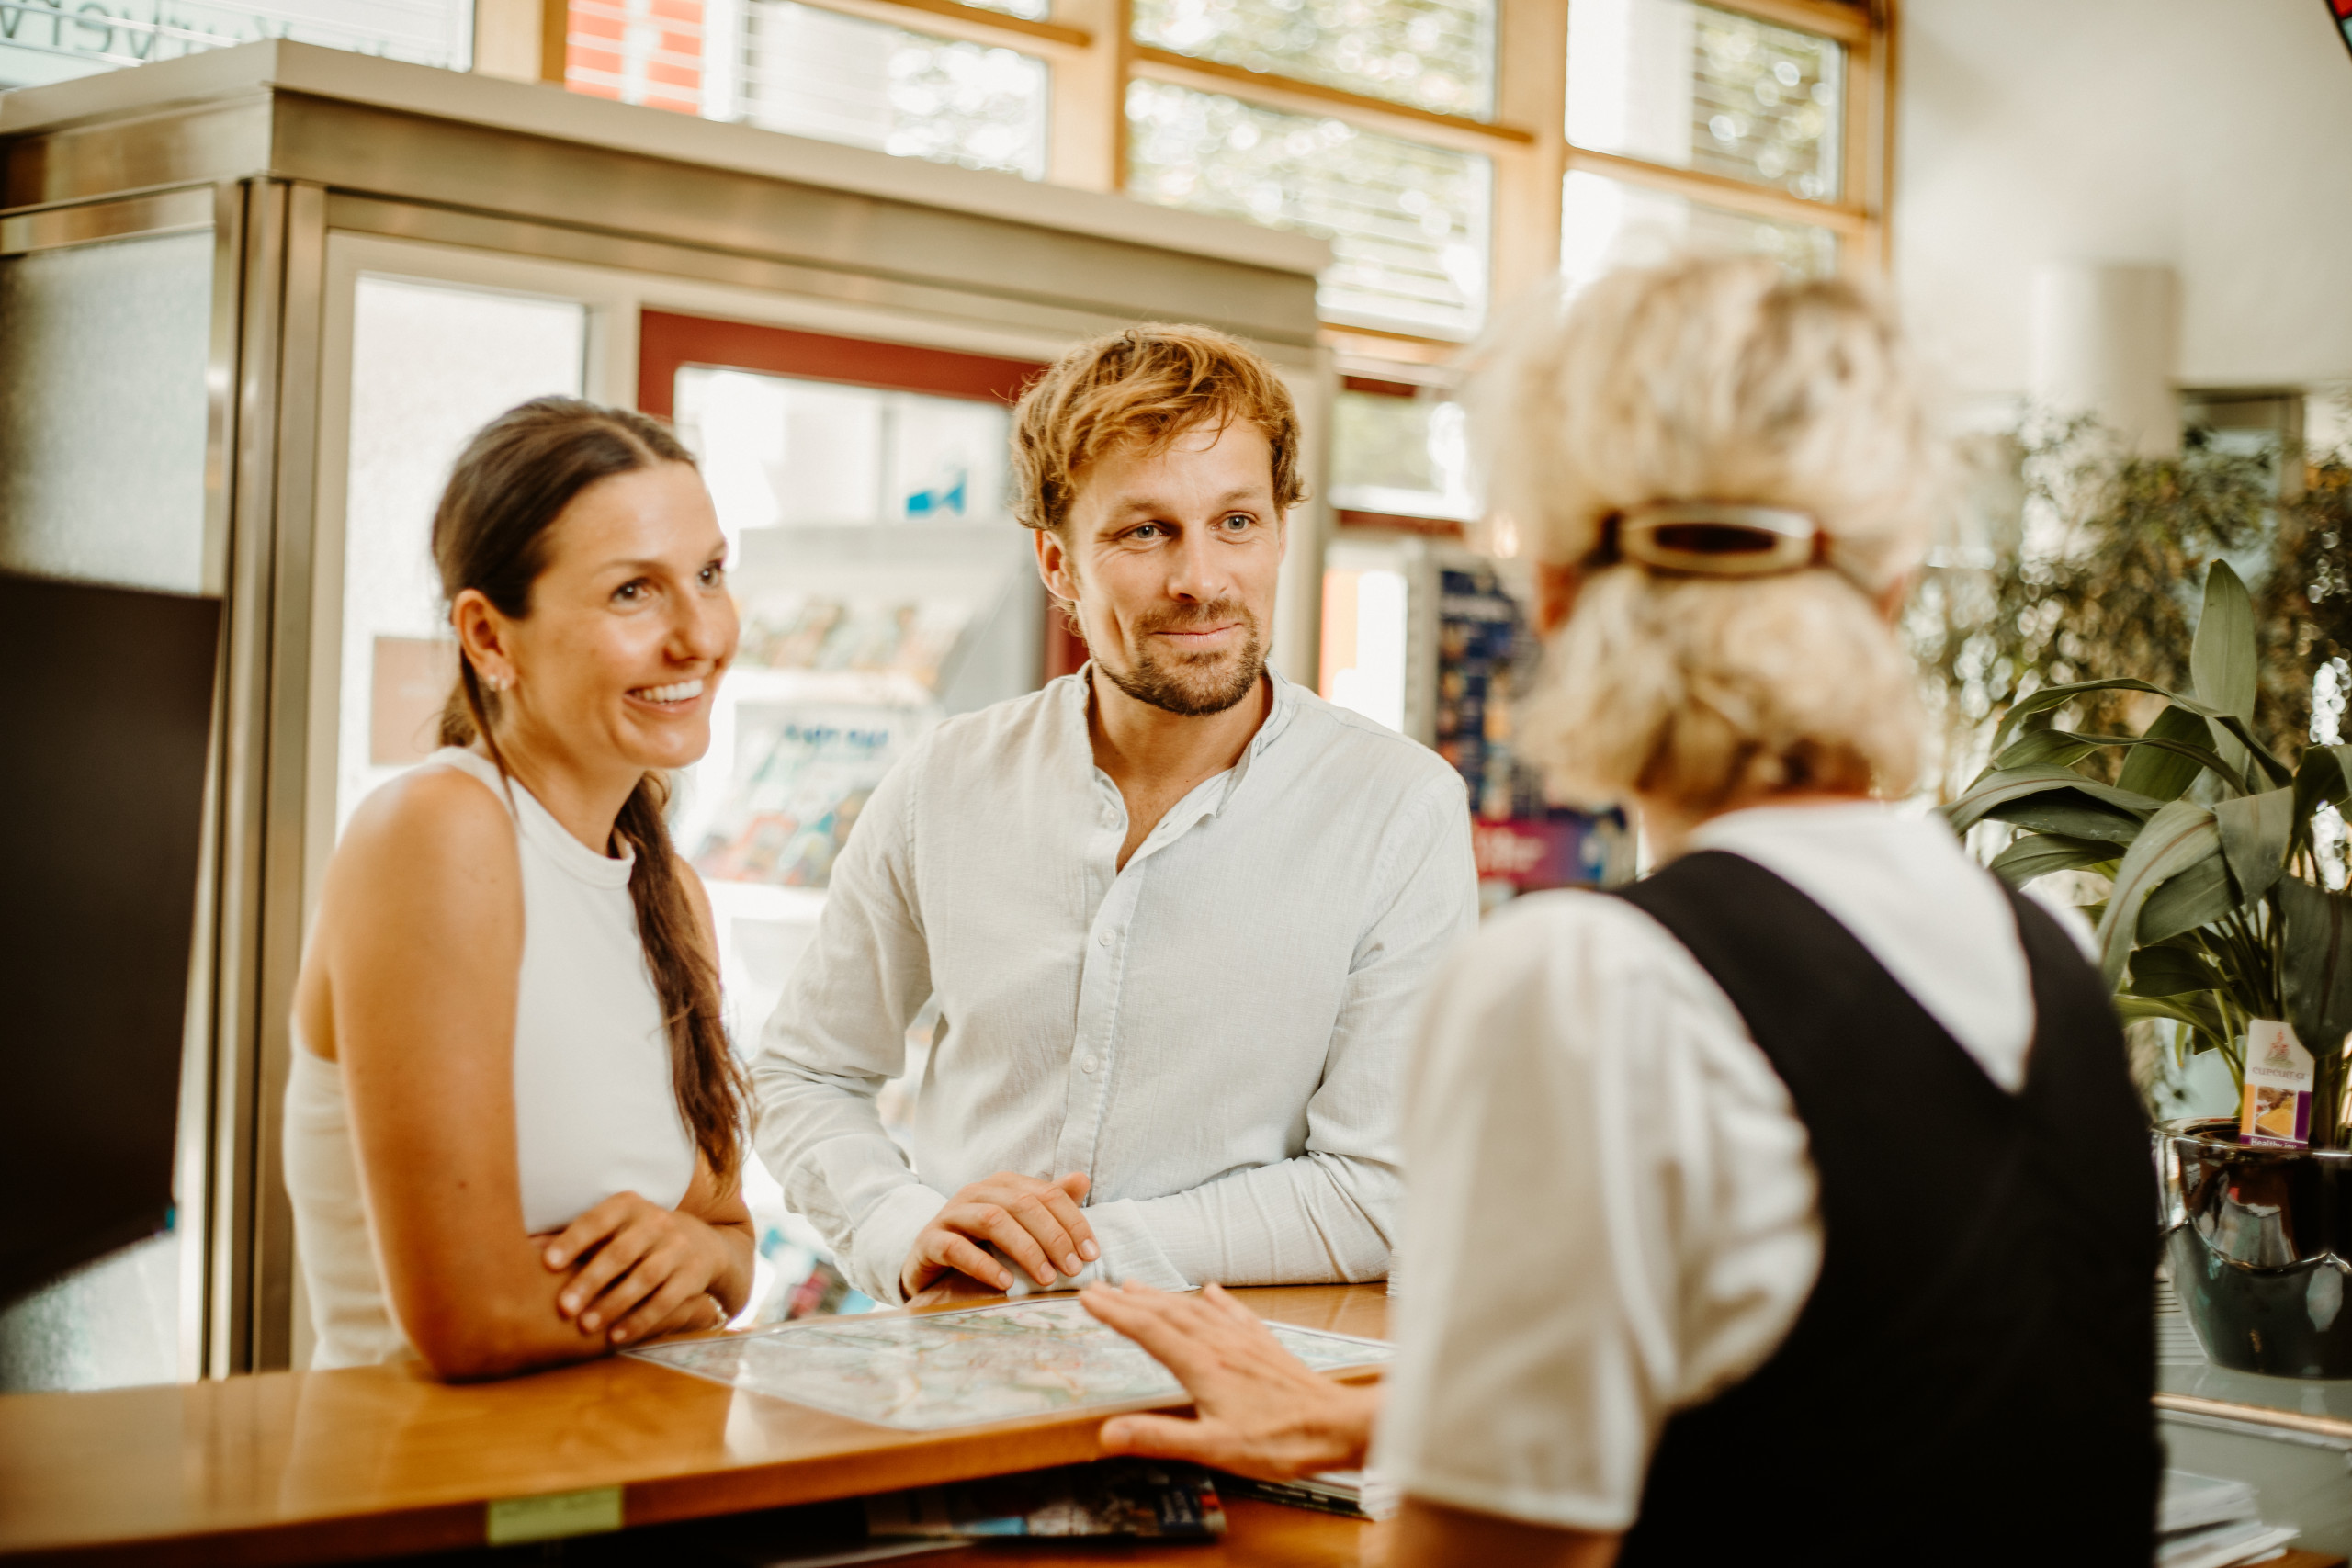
[
  {"xmin": 2158, "ymin": 1470, "xmax": 2297, "ymax": 1568},
  {"xmin": 864, "ymin": 1461, "xmax": 1225, "ymax": 1540},
  {"xmin": 1219, "ymin": 1469, "xmax": 1400, "ymax": 1521}
]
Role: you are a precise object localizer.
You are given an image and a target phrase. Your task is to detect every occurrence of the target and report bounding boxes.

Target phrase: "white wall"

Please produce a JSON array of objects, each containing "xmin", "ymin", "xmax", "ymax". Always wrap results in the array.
[{"xmin": 1894, "ymin": 0, "xmax": 2352, "ymax": 400}]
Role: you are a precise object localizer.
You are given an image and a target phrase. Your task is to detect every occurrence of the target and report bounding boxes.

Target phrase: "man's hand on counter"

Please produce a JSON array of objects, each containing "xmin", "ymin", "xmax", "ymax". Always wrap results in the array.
[
  {"xmin": 901, "ymin": 1170, "xmax": 1099, "ymax": 1300},
  {"xmin": 1081, "ymin": 1280, "xmax": 1381, "ymax": 1482}
]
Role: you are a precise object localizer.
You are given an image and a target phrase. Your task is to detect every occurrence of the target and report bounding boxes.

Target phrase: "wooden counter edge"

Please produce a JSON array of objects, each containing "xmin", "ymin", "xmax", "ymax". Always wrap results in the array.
[
  {"xmin": 2155, "ymin": 1392, "xmax": 2352, "ymax": 1446},
  {"xmin": 0, "ymin": 1341, "xmax": 1383, "ymax": 1566},
  {"xmin": 5, "ymin": 1381, "xmax": 1387, "ymax": 1568}
]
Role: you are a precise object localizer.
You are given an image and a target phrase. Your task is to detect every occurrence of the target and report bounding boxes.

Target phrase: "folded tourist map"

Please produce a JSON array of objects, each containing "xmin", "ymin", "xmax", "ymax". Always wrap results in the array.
[{"xmin": 627, "ymin": 1296, "xmax": 1392, "ymax": 1430}]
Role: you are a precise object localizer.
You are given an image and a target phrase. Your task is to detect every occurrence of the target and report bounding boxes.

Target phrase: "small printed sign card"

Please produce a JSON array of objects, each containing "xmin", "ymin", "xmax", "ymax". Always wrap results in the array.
[{"xmin": 2239, "ymin": 1020, "xmax": 2315, "ymax": 1148}]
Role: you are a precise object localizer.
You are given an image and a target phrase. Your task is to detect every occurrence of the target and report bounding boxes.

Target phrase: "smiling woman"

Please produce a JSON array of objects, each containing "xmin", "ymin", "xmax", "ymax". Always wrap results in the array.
[{"xmin": 285, "ymin": 398, "xmax": 757, "ymax": 1381}]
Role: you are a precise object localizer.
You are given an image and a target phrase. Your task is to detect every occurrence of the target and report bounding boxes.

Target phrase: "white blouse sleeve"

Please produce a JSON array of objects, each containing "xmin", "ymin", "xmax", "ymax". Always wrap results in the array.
[{"xmin": 1368, "ymin": 891, "xmax": 1824, "ymax": 1531}]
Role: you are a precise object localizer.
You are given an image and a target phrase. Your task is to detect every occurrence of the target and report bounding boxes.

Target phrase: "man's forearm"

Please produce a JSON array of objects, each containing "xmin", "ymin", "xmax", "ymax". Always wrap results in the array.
[
  {"xmin": 752, "ymin": 1060, "xmax": 944, "ymax": 1302},
  {"xmin": 1085, "ymin": 1151, "xmax": 1397, "ymax": 1289}
]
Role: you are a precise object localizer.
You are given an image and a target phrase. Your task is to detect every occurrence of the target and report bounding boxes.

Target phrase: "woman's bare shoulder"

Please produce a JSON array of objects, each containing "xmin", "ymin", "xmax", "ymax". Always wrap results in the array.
[
  {"xmin": 305, "ymin": 761, "xmax": 523, "ymax": 1031},
  {"xmin": 332, "ymin": 761, "xmax": 517, "ymax": 890}
]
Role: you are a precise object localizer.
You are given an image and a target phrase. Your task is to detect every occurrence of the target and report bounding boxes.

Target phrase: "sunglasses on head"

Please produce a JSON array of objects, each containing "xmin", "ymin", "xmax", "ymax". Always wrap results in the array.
[{"xmin": 1603, "ymin": 503, "xmax": 1825, "ymax": 578}]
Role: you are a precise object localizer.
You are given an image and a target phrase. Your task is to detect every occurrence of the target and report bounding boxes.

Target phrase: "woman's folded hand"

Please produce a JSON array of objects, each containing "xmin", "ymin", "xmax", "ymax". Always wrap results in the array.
[{"xmin": 540, "ymin": 1191, "xmax": 736, "ymax": 1346}]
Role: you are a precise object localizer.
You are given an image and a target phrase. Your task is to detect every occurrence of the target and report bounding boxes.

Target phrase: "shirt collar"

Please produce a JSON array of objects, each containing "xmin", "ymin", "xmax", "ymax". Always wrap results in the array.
[
  {"xmin": 1058, "ymin": 662, "xmax": 1300, "ymax": 819},
  {"xmin": 1220, "ymin": 667, "xmax": 1298, "ymax": 811}
]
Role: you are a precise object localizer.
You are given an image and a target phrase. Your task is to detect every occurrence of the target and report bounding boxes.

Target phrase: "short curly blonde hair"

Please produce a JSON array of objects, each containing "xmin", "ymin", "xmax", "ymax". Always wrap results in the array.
[
  {"xmin": 1482, "ymin": 256, "xmax": 1945, "ymax": 810},
  {"xmin": 1010, "ymin": 323, "xmax": 1306, "ymax": 536}
]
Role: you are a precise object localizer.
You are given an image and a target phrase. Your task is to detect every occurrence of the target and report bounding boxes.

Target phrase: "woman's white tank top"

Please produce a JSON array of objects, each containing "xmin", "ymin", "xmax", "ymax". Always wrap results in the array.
[{"xmin": 285, "ymin": 747, "xmax": 696, "ymax": 1368}]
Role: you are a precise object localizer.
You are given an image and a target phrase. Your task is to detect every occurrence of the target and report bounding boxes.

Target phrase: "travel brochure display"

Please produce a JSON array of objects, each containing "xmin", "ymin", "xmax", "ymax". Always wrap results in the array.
[
  {"xmin": 692, "ymin": 592, "xmax": 973, "ymax": 892},
  {"xmin": 1436, "ymin": 564, "xmax": 1633, "ymax": 896},
  {"xmin": 693, "ymin": 703, "xmax": 929, "ymax": 890},
  {"xmin": 734, "ymin": 595, "xmax": 973, "ymax": 693},
  {"xmin": 628, "ymin": 1296, "xmax": 1391, "ymax": 1430}
]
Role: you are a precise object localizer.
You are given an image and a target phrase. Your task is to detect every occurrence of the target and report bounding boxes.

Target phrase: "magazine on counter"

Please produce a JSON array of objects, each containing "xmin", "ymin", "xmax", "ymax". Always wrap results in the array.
[{"xmin": 864, "ymin": 1460, "xmax": 1226, "ymax": 1540}]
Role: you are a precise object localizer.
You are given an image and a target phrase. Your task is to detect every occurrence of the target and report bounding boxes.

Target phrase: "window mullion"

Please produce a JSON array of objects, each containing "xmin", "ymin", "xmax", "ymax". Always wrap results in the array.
[
  {"xmin": 1850, "ymin": 4, "xmax": 1894, "ymax": 271},
  {"xmin": 782, "ymin": 0, "xmax": 1089, "ymax": 50},
  {"xmin": 1565, "ymin": 144, "xmax": 1867, "ymax": 232},
  {"xmin": 1126, "ymin": 54, "xmax": 1529, "ymax": 156},
  {"xmin": 1048, "ymin": 0, "xmax": 1126, "ymax": 189},
  {"xmin": 1708, "ymin": 0, "xmax": 1870, "ymax": 48},
  {"xmin": 1489, "ymin": 0, "xmax": 1568, "ymax": 308}
]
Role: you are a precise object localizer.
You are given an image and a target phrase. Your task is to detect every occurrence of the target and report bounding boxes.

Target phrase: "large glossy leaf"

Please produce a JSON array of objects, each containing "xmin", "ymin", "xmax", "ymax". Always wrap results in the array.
[
  {"xmin": 2191, "ymin": 560, "xmax": 2258, "ymax": 781},
  {"xmin": 2139, "ymin": 857, "xmax": 2240, "ymax": 944},
  {"xmin": 1986, "ymin": 796, "xmax": 2148, "ymax": 844},
  {"xmin": 1994, "ymin": 728, "xmax": 2104, "ymax": 772},
  {"xmin": 2279, "ymin": 877, "xmax": 2352, "ymax": 1059},
  {"xmin": 2127, "ymin": 942, "xmax": 2222, "ymax": 997},
  {"xmin": 1989, "ymin": 832, "xmax": 2118, "ymax": 886},
  {"xmin": 2115, "ymin": 994, "xmax": 2228, "ymax": 1054},
  {"xmin": 2095, "ymin": 799, "xmax": 2223, "ymax": 987},
  {"xmin": 2191, "ymin": 560, "xmax": 2258, "ymax": 716},
  {"xmin": 1992, "ymin": 677, "xmax": 2192, "ymax": 754},
  {"xmin": 2051, "ymin": 729, "xmax": 2256, "ymax": 798},
  {"xmin": 2116, "ymin": 705, "xmax": 2233, "ymax": 803},
  {"xmin": 1946, "ymin": 765, "xmax": 2161, "ymax": 837},
  {"xmin": 2213, "ymin": 787, "xmax": 2295, "ymax": 906},
  {"xmin": 1989, "ymin": 677, "xmax": 2290, "ymax": 788}
]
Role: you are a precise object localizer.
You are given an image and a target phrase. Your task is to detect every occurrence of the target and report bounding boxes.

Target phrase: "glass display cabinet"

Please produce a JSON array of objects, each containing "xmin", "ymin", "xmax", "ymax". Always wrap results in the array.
[{"xmin": 0, "ymin": 39, "xmax": 1329, "ymax": 1376}]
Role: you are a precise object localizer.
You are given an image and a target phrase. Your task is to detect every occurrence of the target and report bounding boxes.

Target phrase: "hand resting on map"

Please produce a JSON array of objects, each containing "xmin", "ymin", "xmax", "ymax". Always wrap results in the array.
[
  {"xmin": 902, "ymin": 1170, "xmax": 1100, "ymax": 1301},
  {"xmin": 1080, "ymin": 1280, "xmax": 1380, "ymax": 1482}
]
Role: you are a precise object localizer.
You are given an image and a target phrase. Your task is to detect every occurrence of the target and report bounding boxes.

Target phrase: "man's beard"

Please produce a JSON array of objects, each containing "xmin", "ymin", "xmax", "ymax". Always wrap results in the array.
[{"xmin": 1095, "ymin": 599, "xmax": 1265, "ymax": 716}]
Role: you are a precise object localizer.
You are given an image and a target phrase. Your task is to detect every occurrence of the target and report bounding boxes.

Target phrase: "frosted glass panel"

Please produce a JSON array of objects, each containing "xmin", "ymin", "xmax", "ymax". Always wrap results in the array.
[
  {"xmin": 672, "ymin": 366, "xmax": 1013, "ymax": 537},
  {"xmin": 337, "ymin": 276, "xmax": 586, "ymax": 834},
  {"xmin": 1126, "ymin": 80, "xmax": 1491, "ymax": 336},
  {"xmin": 1566, "ymin": 0, "xmax": 1842, "ymax": 202},
  {"xmin": 0, "ymin": 0, "xmax": 470, "ymax": 93},
  {"xmin": 0, "ymin": 231, "xmax": 212, "ymax": 593},
  {"xmin": 0, "ymin": 1233, "xmax": 178, "ymax": 1393},
  {"xmin": 1560, "ymin": 169, "xmax": 1836, "ymax": 291},
  {"xmin": 737, "ymin": 1, "xmax": 1048, "ymax": 178},
  {"xmin": 1331, "ymin": 386, "xmax": 1469, "ymax": 521},
  {"xmin": 1319, "ymin": 567, "xmax": 1407, "ymax": 734},
  {"xmin": 1133, "ymin": 0, "xmax": 1497, "ymax": 119}
]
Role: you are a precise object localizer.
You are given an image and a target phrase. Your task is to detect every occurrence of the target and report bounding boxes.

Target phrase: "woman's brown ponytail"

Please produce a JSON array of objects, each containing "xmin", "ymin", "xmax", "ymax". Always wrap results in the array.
[{"xmin": 431, "ymin": 396, "xmax": 747, "ymax": 1180}]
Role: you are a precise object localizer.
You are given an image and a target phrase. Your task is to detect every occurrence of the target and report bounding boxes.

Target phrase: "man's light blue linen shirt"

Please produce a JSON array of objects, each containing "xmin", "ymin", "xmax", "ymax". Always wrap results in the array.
[{"xmin": 752, "ymin": 667, "xmax": 1479, "ymax": 1304}]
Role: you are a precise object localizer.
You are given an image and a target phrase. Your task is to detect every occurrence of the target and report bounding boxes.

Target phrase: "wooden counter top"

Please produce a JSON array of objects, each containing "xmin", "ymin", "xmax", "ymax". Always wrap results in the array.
[{"xmin": 0, "ymin": 1284, "xmax": 1389, "ymax": 1565}]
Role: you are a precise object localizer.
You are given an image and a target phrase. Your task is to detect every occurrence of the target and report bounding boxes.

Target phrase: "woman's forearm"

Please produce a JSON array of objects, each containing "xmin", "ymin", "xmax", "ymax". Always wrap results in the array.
[
  {"xmin": 404, "ymin": 1203, "xmax": 748, "ymax": 1380},
  {"xmin": 703, "ymin": 1215, "xmax": 757, "ymax": 1318},
  {"xmin": 402, "ymin": 1237, "xmax": 632, "ymax": 1381}
]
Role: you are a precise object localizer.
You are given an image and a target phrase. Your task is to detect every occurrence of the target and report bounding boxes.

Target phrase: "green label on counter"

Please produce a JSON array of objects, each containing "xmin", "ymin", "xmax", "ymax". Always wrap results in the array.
[{"xmin": 486, "ymin": 1485, "xmax": 624, "ymax": 1544}]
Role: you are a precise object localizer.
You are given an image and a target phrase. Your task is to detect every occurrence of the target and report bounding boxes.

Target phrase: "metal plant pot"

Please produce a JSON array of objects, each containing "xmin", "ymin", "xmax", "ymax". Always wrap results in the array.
[{"xmin": 2157, "ymin": 1118, "xmax": 2352, "ymax": 1379}]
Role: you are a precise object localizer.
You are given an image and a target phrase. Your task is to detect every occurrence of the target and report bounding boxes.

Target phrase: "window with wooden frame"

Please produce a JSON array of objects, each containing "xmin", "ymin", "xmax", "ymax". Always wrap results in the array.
[{"xmin": 519, "ymin": 0, "xmax": 1890, "ymax": 492}]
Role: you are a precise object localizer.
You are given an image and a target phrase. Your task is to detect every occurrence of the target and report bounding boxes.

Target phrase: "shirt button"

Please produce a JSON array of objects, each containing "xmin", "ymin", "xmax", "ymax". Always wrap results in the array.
[
  {"xmin": 1097, "ymin": 931, "xmax": 1112, "ymax": 947},
  {"xmin": 1081, "ymin": 1055, "xmax": 1099, "ymax": 1074}
]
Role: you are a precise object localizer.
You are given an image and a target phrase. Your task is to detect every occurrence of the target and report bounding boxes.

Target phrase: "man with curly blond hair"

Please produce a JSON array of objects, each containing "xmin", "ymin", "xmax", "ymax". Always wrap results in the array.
[{"xmin": 752, "ymin": 323, "xmax": 1477, "ymax": 1306}]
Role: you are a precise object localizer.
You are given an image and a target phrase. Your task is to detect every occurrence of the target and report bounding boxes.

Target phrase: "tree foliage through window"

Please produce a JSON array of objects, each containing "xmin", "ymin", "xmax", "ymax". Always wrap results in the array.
[{"xmin": 1133, "ymin": 0, "xmax": 1497, "ymax": 118}]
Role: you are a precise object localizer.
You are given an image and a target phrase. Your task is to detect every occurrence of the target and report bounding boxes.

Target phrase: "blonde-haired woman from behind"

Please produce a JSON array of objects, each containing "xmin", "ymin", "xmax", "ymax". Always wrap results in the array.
[{"xmin": 1077, "ymin": 257, "xmax": 2158, "ymax": 1566}]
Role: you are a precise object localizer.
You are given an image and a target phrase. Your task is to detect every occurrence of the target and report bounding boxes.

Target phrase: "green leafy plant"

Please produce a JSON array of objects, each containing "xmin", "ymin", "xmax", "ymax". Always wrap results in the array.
[
  {"xmin": 1910, "ymin": 428, "xmax": 2352, "ymax": 797},
  {"xmin": 1944, "ymin": 560, "xmax": 2352, "ymax": 1148}
]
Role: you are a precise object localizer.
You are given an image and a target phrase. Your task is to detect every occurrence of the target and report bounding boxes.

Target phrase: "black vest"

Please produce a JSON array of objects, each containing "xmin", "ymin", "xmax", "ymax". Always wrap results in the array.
[{"xmin": 1611, "ymin": 852, "xmax": 2158, "ymax": 1566}]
